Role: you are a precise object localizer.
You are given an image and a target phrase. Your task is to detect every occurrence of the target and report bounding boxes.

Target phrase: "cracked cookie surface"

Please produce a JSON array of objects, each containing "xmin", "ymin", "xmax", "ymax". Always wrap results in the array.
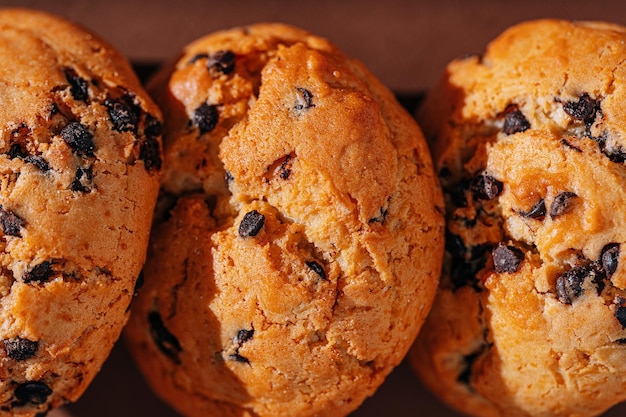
[
  {"xmin": 410, "ymin": 19, "xmax": 626, "ymax": 417},
  {"xmin": 0, "ymin": 8, "xmax": 162, "ymax": 416},
  {"xmin": 123, "ymin": 23, "xmax": 444, "ymax": 417}
]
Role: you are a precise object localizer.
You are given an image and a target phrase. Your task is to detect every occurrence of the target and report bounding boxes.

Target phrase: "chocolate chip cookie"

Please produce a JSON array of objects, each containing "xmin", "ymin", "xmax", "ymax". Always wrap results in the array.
[
  {"xmin": 410, "ymin": 19, "xmax": 626, "ymax": 417},
  {"xmin": 124, "ymin": 23, "xmax": 444, "ymax": 417},
  {"xmin": 0, "ymin": 8, "xmax": 162, "ymax": 416}
]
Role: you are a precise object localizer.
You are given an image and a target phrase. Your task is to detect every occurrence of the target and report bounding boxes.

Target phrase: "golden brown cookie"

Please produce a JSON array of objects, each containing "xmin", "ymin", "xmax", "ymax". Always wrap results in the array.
[
  {"xmin": 0, "ymin": 8, "xmax": 162, "ymax": 416},
  {"xmin": 411, "ymin": 19, "xmax": 626, "ymax": 417},
  {"xmin": 124, "ymin": 23, "xmax": 444, "ymax": 417}
]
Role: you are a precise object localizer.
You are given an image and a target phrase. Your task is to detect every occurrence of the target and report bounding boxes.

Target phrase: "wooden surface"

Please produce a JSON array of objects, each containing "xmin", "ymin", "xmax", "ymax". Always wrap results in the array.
[{"xmin": 1, "ymin": 0, "xmax": 626, "ymax": 415}]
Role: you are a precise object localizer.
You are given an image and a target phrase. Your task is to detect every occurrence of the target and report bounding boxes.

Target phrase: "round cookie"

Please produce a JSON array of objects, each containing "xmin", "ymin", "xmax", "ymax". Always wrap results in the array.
[
  {"xmin": 410, "ymin": 19, "xmax": 626, "ymax": 417},
  {"xmin": 0, "ymin": 8, "xmax": 162, "ymax": 416},
  {"xmin": 123, "ymin": 23, "xmax": 444, "ymax": 417}
]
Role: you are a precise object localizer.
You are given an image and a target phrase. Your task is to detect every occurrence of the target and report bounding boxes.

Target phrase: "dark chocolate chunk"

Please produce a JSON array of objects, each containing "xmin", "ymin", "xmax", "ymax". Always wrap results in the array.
[
  {"xmin": 225, "ymin": 170, "xmax": 234, "ymax": 184},
  {"xmin": 0, "ymin": 207, "xmax": 24, "ymax": 237},
  {"xmin": 144, "ymin": 113, "xmax": 162, "ymax": 139},
  {"xmin": 555, "ymin": 266, "xmax": 590, "ymax": 304},
  {"xmin": 208, "ymin": 50, "xmax": 236, "ymax": 75},
  {"xmin": 503, "ymin": 104, "xmax": 531, "ymax": 135},
  {"xmin": 24, "ymin": 156, "xmax": 50, "ymax": 171},
  {"xmin": 561, "ymin": 138, "xmax": 583, "ymax": 152},
  {"xmin": 306, "ymin": 261, "xmax": 327, "ymax": 279},
  {"xmin": 601, "ymin": 243, "xmax": 620, "ymax": 278},
  {"xmin": 133, "ymin": 271, "xmax": 145, "ymax": 296},
  {"xmin": 470, "ymin": 173, "xmax": 503, "ymax": 200},
  {"xmin": 70, "ymin": 167, "xmax": 93, "ymax": 192},
  {"xmin": 234, "ymin": 329, "xmax": 254, "ymax": 345},
  {"xmin": 549, "ymin": 192, "xmax": 577, "ymax": 218},
  {"xmin": 449, "ymin": 180, "xmax": 470, "ymax": 208},
  {"xmin": 3, "ymin": 338, "xmax": 38, "ymax": 361},
  {"xmin": 616, "ymin": 305, "xmax": 626, "ymax": 329},
  {"xmin": 279, "ymin": 155, "xmax": 292, "ymax": 180},
  {"xmin": 14, "ymin": 381, "xmax": 52, "ymax": 405},
  {"xmin": 519, "ymin": 199, "xmax": 546, "ymax": 220},
  {"xmin": 492, "ymin": 243, "xmax": 524, "ymax": 273},
  {"xmin": 368, "ymin": 207, "xmax": 388, "ymax": 224},
  {"xmin": 148, "ymin": 311, "xmax": 182, "ymax": 363},
  {"xmin": 139, "ymin": 135, "xmax": 162, "ymax": 172},
  {"xmin": 22, "ymin": 261, "xmax": 53, "ymax": 284},
  {"xmin": 193, "ymin": 103, "xmax": 219, "ymax": 134},
  {"xmin": 104, "ymin": 98, "xmax": 138, "ymax": 132},
  {"xmin": 238, "ymin": 210, "xmax": 265, "ymax": 237},
  {"xmin": 60, "ymin": 122, "xmax": 94, "ymax": 155},
  {"xmin": 7, "ymin": 143, "xmax": 26, "ymax": 159},
  {"xmin": 563, "ymin": 93, "xmax": 599, "ymax": 122},
  {"xmin": 64, "ymin": 67, "xmax": 89, "ymax": 102},
  {"xmin": 295, "ymin": 87, "xmax": 315, "ymax": 111},
  {"xmin": 228, "ymin": 352, "xmax": 250, "ymax": 363}
]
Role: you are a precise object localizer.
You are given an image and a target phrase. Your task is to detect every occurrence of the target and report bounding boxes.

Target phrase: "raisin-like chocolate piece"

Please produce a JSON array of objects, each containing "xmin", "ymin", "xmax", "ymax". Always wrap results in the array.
[
  {"xmin": 208, "ymin": 50, "xmax": 236, "ymax": 75},
  {"xmin": 306, "ymin": 261, "xmax": 327, "ymax": 280},
  {"xmin": 139, "ymin": 135, "xmax": 162, "ymax": 172},
  {"xmin": 22, "ymin": 261, "xmax": 53, "ymax": 284},
  {"xmin": 70, "ymin": 167, "xmax": 93, "ymax": 192},
  {"xmin": 601, "ymin": 243, "xmax": 620, "ymax": 278},
  {"xmin": 60, "ymin": 122, "xmax": 94, "ymax": 155},
  {"xmin": 148, "ymin": 311, "xmax": 182, "ymax": 363},
  {"xmin": 295, "ymin": 87, "xmax": 314, "ymax": 111},
  {"xmin": 7, "ymin": 143, "xmax": 26, "ymax": 159},
  {"xmin": 104, "ymin": 98, "xmax": 138, "ymax": 132},
  {"xmin": 3, "ymin": 338, "xmax": 38, "ymax": 361},
  {"xmin": 492, "ymin": 243, "xmax": 524, "ymax": 273},
  {"xmin": 0, "ymin": 207, "xmax": 24, "ymax": 237},
  {"xmin": 64, "ymin": 67, "xmax": 89, "ymax": 102},
  {"xmin": 519, "ymin": 199, "xmax": 546, "ymax": 220},
  {"xmin": 193, "ymin": 103, "xmax": 219, "ymax": 135},
  {"xmin": 503, "ymin": 104, "xmax": 531, "ymax": 135},
  {"xmin": 234, "ymin": 329, "xmax": 254, "ymax": 345},
  {"xmin": 549, "ymin": 192, "xmax": 577, "ymax": 218},
  {"xmin": 470, "ymin": 173, "xmax": 503, "ymax": 200},
  {"xmin": 228, "ymin": 352, "xmax": 250, "ymax": 363},
  {"xmin": 555, "ymin": 266, "xmax": 589, "ymax": 304},
  {"xmin": 14, "ymin": 381, "xmax": 52, "ymax": 405},
  {"xmin": 563, "ymin": 93, "xmax": 599, "ymax": 122},
  {"xmin": 144, "ymin": 113, "xmax": 162, "ymax": 139},
  {"xmin": 616, "ymin": 305, "xmax": 626, "ymax": 329},
  {"xmin": 238, "ymin": 210, "xmax": 265, "ymax": 237},
  {"xmin": 225, "ymin": 171, "xmax": 234, "ymax": 184},
  {"xmin": 24, "ymin": 156, "xmax": 50, "ymax": 171}
]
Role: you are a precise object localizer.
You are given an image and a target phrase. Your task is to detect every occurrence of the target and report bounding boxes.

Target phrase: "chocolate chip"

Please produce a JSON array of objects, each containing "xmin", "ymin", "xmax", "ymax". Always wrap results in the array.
[
  {"xmin": 208, "ymin": 50, "xmax": 236, "ymax": 75},
  {"xmin": 519, "ymin": 199, "xmax": 546, "ymax": 220},
  {"xmin": 3, "ymin": 338, "xmax": 38, "ymax": 361},
  {"xmin": 306, "ymin": 261, "xmax": 327, "ymax": 279},
  {"xmin": 60, "ymin": 122, "xmax": 94, "ymax": 155},
  {"xmin": 503, "ymin": 104, "xmax": 531, "ymax": 135},
  {"xmin": 555, "ymin": 266, "xmax": 590, "ymax": 304},
  {"xmin": 24, "ymin": 156, "xmax": 50, "ymax": 171},
  {"xmin": 22, "ymin": 261, "xmax": 53, "ymax": 284},
  {"xmin": 563, "ymin": 93, "xmax": 599, "ymax": 122},
  {"xmin": 0, "ymin": 207, "xmax": 24, "ymax": 237},
  {"xmin": 139, "ymin": 135, "xmax": 162, "ymax": 172},
  {"xmin": 549, "ymin": 192, "xmax": 577, "ymax": 218},
  {"xmin": 104, "ymin": 98, "xmax": 138, "ymax": 132},
  {"xmin": 449, "ymin": 180, "xmax": 470, "ymax": 208},
  {"xmin": 70, "ymin": 166, "xmax": 93, "ymax": 192},
  {"xmin": 601, "ymin": 243, "xmax": 620, "ymax": 278},
  {"xmin": 368, "ymin": 207, "xmax": 388, "ymax": 224},
  {"xmin": 279, "ymin": 156, "xmax": 292, "ymax": 180},
  {"xmin": 148, "ymin": 311, "xmax": 182, "ymax": 363},
  {"xmin": 295, "ymin": 87, "xmax": 314, "ymax": 111},
  {"xmin": 14, "ymin": 381, "xmax": 52, "ymax": 405},
  {"xmin": 225, "ymin": 171, "xmax": 234, "ymax": 184},
  {"xmin": 64, "ymin": 67, "xmax": 89, "ymax": 102},
  {"xmin": 492, "ymin": 243, "xmax": 524, "ymax": 273},
  {"xmin": 228, "ymin": 352, "xmax": 250, "ymax": 363},
  {"xmin": 7, "ymin": 143, "xmax": 26, "ymax": 159},
  {"xmin": 133, "ymin": 271, "xmax": 144, "ymax": 296},
  {"xmin": 144, "ymin": 113, "xmax": 162, "ymax": 139},
  {"xmin": 470, "ymin": 173, "xmax": 503, "ymax": 200},
  {"xmin": 561, "ymin": 138, "xmax": 583, "ymax": 152},
  {"xmin": 193, "ymin": 103, "xmax": 219, "ymax": 134},
  {"xmin": 616, "ymin": 305, "xmax": 626, "ymax": 328},
  {"xmin": 238, "ymin": 210, "xmax": 264, "ymax": 237},
  {"xmin": 234, "ymin": 329, "xmax": 254, "ymax": 345}
]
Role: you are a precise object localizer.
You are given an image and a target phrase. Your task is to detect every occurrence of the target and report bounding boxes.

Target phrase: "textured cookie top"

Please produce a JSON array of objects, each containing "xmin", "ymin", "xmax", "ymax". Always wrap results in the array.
[
  {"xmin": 414, "ymin": 19, "xmax": 626, "ymax": 417},
  {"xmin": 127, "ymin": 23, "xmax": 444, "ymax": 417},
  {"xmin": 0, "ymin": 8, "xmax": 162, "ymax": 416}
]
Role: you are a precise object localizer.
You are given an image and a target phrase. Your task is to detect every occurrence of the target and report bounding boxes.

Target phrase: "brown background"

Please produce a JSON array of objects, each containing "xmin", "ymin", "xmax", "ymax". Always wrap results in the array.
[{"xmin": 2, "ymin": 0, "xmax": 626, "ymax": 416}]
